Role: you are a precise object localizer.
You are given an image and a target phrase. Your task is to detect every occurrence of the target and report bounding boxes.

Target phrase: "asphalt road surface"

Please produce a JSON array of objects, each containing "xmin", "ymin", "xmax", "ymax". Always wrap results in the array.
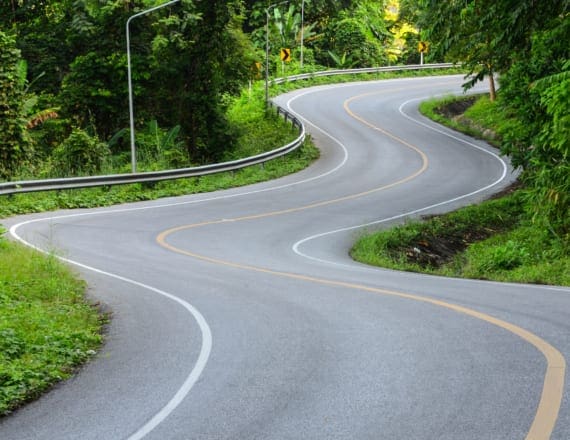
[{"xmin": 2, "ymin": 75, "xmax": 569, "ymax": 440}]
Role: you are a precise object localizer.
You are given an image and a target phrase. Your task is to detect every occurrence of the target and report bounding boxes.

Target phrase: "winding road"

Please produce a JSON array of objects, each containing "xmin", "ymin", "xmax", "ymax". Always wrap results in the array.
[{"xmin": 2, "ymin": 75, "xmax": 569, "ymax": 439}]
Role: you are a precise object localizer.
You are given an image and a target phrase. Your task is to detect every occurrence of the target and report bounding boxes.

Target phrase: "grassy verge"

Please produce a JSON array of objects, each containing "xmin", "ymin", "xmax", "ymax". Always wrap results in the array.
[
  {"xmin": 0, "ymin": 68, "xmax": 465, "ymax": 219},
  {"xmin": 0, "ymin": 228, "xmax": 104, "ymax": 416},
  {"xmin": 418, "ymin": 93, "xmax": 526, "ymax": 147},
  {"xmin": 0, "ymin": 87, "xmax": 317, "ymax": 416},
  {"xmin": 352, "ymin": 95, "xmax": 570, "ymax": 286}
]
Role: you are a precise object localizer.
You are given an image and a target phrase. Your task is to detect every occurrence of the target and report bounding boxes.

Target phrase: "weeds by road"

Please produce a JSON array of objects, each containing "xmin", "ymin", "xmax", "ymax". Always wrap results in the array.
[{"xmin": 351, "ymin": 95, "xmax": 570, "ymax": 286}]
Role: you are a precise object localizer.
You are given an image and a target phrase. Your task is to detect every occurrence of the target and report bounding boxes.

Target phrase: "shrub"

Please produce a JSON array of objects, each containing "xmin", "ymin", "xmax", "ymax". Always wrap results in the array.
[{"xmin": 51, "ymin": 129, "xmax": 110, "ymax": 177}]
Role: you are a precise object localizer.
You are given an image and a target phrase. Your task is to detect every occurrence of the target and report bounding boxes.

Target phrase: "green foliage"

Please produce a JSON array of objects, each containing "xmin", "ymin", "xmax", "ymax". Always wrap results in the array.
[
  {"xmin": 0, "ymin": 239, "xmax": 103, "ymax": 415},
  {"xmin": 0, "ymin": 83, "xmax": 318, "ymax": 217},
  {"xmin": 0, "ymin": 31, "xmax": 33, "ymax": 179},
  {"xmin": 327, "ymin": 50, "xmax": 358, "ymax": 68},
  {"xmin": 145, "ymin": 0, "xmax": 252, "ymax": 163},
  {"xmin": 321, "ymin": 14, "xmax": 388, "ymax": 68},
  {"xmin": 497, "ymin": 16, "xmax": 570, "ymax": 237},
  {"xmin": 272, "ymin": 4, "xmax": 301, "ymax": 48},
  {"xmin": 461, "ymin": 225, "xmax": 569, "ymax": 284},
  {"xmin": 388, "ymin": 91, "xmax": 570, "ymax": 284},
  {"xmin": 51, "ymin": 129, "xmax": 110, "ymax": 177},
  {"xmin": 352, "ymin": 189, "xmax": 570, "ymax": 286},
  {"xmin": 474, "ymin": 240, "xmax": 530, "ymax": 272},
  {"xmin": 135, "ymin": 120, "xmax": 188, "ymax": 170},
  {"xmin": 59, "ymin": 52, "xmax": 127, "ymax": 140}
]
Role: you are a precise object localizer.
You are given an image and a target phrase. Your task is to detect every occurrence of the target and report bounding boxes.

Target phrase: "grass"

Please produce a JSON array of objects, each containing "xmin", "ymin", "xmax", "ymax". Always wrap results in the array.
[
  {"xmin": 0, "ymin": 228, "xmax": 104, "ymax": 416},
  {"xmin": 0, "ymin": 67, "xmax": 466, "ymax": 219},
  {"xmin": 419, "ymin": 93, "xmax": 527, "ymax": 148},
  {"xmin": 352, "ymin": 95, "xmax": 570, "ymax": 286}
]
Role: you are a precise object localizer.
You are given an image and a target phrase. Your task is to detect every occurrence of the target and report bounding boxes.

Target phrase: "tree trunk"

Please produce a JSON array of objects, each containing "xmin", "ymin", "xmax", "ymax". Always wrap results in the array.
[{"xmin": 488, "ymin": 70, "xmax": 496, "ymax": 102}]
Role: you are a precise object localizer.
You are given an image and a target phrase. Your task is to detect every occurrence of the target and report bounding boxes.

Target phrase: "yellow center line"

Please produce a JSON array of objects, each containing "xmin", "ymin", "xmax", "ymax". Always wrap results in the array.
[
  {"xmin": 156, "ymin": 86, "xmax": 566, "ymax": 439},
  {"xmin": 161, "ymin": 88, "xmax": 430, "ymax": 234}
]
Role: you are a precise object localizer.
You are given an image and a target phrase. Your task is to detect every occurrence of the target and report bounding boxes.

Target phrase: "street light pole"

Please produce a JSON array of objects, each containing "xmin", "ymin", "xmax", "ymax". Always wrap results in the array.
[
  {"xmin": 300, "ymin": 0, "xmax": 305, "ymax": 70},
  {"xmin": 265, "ymin": 1, "xmax": 290, "ymax": 106},
  {"xmin": 126, "ymin": 0, "xmax": 180, "ymax": 173}
]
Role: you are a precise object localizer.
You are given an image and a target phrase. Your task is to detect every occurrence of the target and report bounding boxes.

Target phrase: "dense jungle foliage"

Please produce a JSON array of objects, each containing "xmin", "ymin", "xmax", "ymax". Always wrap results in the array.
[
  {"xmin": 407, "ymin": 0, "xmax": 569, "ymax": 241},
  {"xmin": 0, "ymin": 0, "xmax": 568, "ymax": 240},
  {"xmin": 0, "ymin": 0, "xmax": 411, "ymax": 181}
]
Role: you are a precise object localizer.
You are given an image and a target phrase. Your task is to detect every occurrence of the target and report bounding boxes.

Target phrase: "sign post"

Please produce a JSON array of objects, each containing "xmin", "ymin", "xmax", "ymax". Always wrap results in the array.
[{"xmin": 265, "ymin": 1, "xmax": 290, "ymax": 106}]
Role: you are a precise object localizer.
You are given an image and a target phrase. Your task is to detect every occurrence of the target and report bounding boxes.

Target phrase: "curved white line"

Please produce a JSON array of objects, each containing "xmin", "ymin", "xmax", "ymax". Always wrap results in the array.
[
  {"xmin": 292, "ymin": 94, "xmax": 510, "ymax": 265},
  {"xmin": 8, "ymin": 220, "xmax": 212, "ymax": 440}
]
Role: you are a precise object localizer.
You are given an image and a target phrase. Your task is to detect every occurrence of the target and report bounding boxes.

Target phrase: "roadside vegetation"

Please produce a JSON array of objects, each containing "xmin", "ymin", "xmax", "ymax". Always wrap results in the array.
[
  {"xmin": 0, "ymin": 226, "xmax": 104, "ymax": 416},
  {"xmin": 351, "ymin": 0, "xmax": 569, "ymax": 286},
  {"xmin": 352, "ymin": 93, "xmax": 570, "ymax": 286},
  {"xmin": 0, "ymin": 87, "xmax": 318, "ymax": 218},
  {"xmin": 0, "ymin": 0, "xmax": 431, "ymax": 414}
]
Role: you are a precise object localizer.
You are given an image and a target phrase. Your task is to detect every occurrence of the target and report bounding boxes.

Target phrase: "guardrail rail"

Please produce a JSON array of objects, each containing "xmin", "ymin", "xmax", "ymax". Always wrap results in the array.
[{"xmin": 0, "ymin": 104, "xmax": 304, "ymax": 195}]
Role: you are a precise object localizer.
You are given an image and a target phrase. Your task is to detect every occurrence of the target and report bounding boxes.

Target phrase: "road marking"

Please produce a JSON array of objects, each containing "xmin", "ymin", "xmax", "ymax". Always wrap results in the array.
[
  {"xmin": 3, "ymin": 79, "xmax": 423, "ymax": 439},
  {"xmin": 156, "ymin": 86, "xmax": 565, "ymax": 439},
  {"xmin": 7, "ymin": 77, "xmax": 564, "ymax": 438},
  {"xmin": 156, "ymin": 88, "xmax": 433, "ymax": 236},
  {"xmin": 8, "ymin": 220, "xmax": 213, "ymax": 440},
  {"xmin": 157, "ymin": 226, "xmax": 566, "ymax": 440},
  {"xmin": 292, "ymin": 93, "xmax": 509, "ymax": 264}
]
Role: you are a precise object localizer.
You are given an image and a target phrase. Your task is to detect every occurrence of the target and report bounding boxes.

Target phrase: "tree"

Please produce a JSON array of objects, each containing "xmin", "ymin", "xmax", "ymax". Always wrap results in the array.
[
  {"xmin": 411, "ymin": 0, "xmax": 569, "ymax": 100},
  {"xmin": 0, "ymin": 31, "xmax": 32, "ymax": 179},
  {"xmin": 320, "ymin": 1, "xmax": 390, "ymax": 67},
  {"xmin": 411, "ymin": 0, "xmax": 501, "ymax": 100},
  {"xmin": 499, "ymin": 16, "xmax": 570, "ymax": 236},
  {"xmin": 148, "ymin": 0, "xmax": 254, "ymax": 162}
]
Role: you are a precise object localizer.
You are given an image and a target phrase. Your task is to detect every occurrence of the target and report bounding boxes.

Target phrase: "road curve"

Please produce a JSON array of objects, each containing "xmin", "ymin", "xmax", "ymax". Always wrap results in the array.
[{"xmin": 2, "ymin": 75, "xmax": 569, "ymax": 440}]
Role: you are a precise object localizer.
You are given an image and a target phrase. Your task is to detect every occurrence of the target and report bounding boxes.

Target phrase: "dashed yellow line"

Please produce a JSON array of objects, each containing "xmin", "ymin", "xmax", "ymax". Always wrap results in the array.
[{"xmin": 156, "ymin": 86, "xmax": 565, "ymax": 439}]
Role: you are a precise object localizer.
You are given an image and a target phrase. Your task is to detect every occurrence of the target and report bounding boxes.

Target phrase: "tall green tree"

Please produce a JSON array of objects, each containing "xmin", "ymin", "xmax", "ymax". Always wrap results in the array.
[
  {"xmin": 320, "ymin": 0, "xmax": 390, "ymax": 67},
  {"xmin": 410, "ymin": 0, "xmax": 569, "ymax": 100},
  {"xmin": 0, "ymin": 31, "xmax": 32, "ymax": 179},
  {"xmin": 410, "ymin": 0, "xmax": 502, "ymax": 100},
  {"xmin": 498, "ymin": 15, "xmax": 570, "ymax": 237},
  {"xmin": 148, "ymin": 0, "xmax": 254, "ymax": 162}
]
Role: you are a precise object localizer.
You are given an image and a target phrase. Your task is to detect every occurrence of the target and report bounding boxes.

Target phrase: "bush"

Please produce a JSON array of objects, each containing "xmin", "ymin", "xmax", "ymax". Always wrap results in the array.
[
  {"xmin": 135, "ymin": 120, "xmax": 189, "ymax": 171},
  {"xmin": 51, "ymin": 129, "xmax": 110, "ymax": 177},
  {"xmin": 321, "ymin": 18, "xmax": 387, "ymax": 68}
]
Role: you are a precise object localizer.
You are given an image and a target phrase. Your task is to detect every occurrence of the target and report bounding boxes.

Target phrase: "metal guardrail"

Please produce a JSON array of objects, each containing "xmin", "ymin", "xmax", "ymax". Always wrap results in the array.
[
  {"xmin": 272, "ymin": 63, "xmax": 456, "ymax": 85},
  {"xmin": 0, "ymin": 63, "xmax": 456, "ymax": 195},
  {"xmin": 0, "ymin": 103, "xmax": 304, "ymax": 195}
]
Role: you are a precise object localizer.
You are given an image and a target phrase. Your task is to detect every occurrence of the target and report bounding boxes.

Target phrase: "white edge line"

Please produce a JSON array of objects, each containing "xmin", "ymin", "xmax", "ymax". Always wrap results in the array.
[
  {"xmin": 292, "ymin": 93, "xmax": 510, "ymax": 267},
  {"xmin": 293, "ymin": 92, "xmax": 509, "ymax": 256},
  {"xmin": 292, "ymin": 91, "xmax": 570, "ymax": 294},
  {"xmin": 8, "ymin": 220, "xmax": 212, "ymax": 440},
  {"xmin": 4, "ymin": 88, "xmax": 351, "ymax": 228}
]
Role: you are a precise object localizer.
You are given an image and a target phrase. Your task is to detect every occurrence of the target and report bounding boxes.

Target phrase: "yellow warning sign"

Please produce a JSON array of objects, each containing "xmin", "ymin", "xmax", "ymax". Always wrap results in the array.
[{"xmin": 280, "ymin": 48, "xmax": 291, "ymax": 62}]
